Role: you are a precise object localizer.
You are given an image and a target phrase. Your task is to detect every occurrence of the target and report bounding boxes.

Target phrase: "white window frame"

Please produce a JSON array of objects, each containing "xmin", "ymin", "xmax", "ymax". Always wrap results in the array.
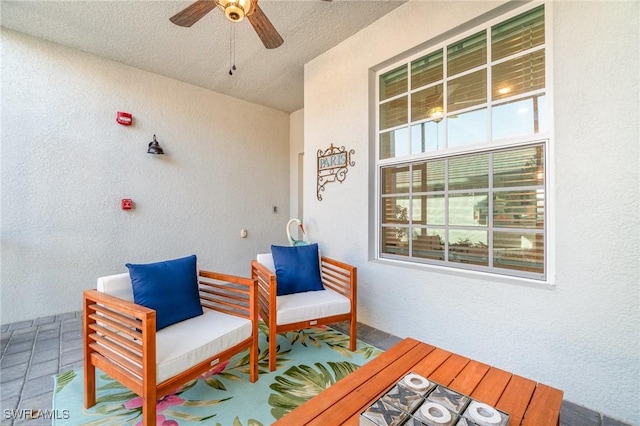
[{"xmin": 374, "ymin": 1, "xmax": 554, "ymax": 285}]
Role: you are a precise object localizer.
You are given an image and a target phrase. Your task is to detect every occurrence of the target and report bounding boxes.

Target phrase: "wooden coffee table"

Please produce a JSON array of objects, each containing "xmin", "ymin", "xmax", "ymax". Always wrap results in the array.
[{"xmin": 274, "ymin": 337, "xmax": 563, "ymax": 425}]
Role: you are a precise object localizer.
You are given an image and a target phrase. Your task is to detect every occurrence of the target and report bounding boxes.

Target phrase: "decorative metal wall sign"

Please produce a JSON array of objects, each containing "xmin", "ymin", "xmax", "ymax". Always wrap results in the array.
[{"xmin": 317, "ymin": 143, "xmax": 355, "ymax": 201}]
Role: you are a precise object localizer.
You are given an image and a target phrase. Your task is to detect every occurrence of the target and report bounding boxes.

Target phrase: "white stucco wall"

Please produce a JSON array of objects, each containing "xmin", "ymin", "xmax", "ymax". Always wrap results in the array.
[
  {"xmin": 304, "ymin": 1, "xmax": 639, "ymax": 423},
  {"xmin": 1, "ymin": 29, "xmax": 290, "ymax": 324},
  {"xmin": 290, "ymin": 109, "xmax": 304, "ymax": 222}
]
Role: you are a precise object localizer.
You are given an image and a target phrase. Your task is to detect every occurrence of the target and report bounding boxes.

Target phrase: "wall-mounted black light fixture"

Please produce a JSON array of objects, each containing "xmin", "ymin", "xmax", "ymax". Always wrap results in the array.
[{"xmin": 147, "ymin": 135, "xmax": 164, "ymax": 155}]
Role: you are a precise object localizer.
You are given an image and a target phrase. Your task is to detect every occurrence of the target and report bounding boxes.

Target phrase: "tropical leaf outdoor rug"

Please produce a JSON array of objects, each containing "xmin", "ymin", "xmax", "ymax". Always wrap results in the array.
[{"xmin": 53, "ymin": 322, "xmax": 382, "ymax": 426}]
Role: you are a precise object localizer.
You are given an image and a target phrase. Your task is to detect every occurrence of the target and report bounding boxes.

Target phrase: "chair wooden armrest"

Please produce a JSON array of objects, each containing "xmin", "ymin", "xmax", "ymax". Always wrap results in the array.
[
  {"xmin": 251, "ymin": 260, "xmax": 278, "ymax": 321},
  {"xmin": 320, "ymin": 256, "xmax": 357, "ymax": 352},
  {"xmin": 84, "ymin": 269, "xmax": 258, "ymax": 426},
  {"xmin": 320, "ymin": 256, "xmax": 357, "ymax": 302},
  {"xmin": 83, "ymin": 289, "xmax": 156, "ymax": 411},
  {"xmin": 198, "ymin": 270, "xmax": 258, "ymax": 322}
]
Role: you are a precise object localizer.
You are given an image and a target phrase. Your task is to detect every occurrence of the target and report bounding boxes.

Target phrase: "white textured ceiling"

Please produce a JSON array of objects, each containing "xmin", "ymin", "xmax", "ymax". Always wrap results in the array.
[{"xmin": 1, "ymin": 0, "xmax": 405, "ymax": 113}]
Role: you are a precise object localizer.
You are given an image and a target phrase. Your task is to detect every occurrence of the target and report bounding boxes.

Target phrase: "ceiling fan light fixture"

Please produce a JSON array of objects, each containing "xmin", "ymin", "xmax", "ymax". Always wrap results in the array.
[
  {"xmin": 170, "ymin": 0, "xmax": 283, "ymax": 50},
  {"xmin": 218, "ymin": 0, "xmax": 253, "ymax": 22},
  {"xmin": 429, "ymin": 107, "xmax": 445, "ymax": 123}
]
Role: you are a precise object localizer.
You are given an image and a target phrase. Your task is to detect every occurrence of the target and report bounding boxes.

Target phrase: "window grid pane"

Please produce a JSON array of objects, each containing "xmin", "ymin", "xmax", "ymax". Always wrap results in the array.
[
  {"xmin": 377, "ymin": 5, "xmax": 547, "ymax": 281},
  {"xmin": 382, "ymin": 226, "xmax": 410, "ymax": 257},
  {"xmin": 380, "ymin": 128, "xmax": 410, "ymax": 160},
  {"xmin": 448, "ymin": 229, "xmax": 489, "ymax": 266},
  {"xmin": 449, "ymin": 154, "xmax": 489, "ymax": 191},
  {"xmin": 411, "ymin": 161, "xmax": 446, "ymax": 193},
  {"xmin": 447, "ymin": 108, "xmax": 488, "ymax": 148},
  {"xmin": 492, "ymin": 49, "xmax": 545, "ymax": 101},
  {"xmin": 493, "ymin": 231, "xmax": 544, "ymax": 273},
  {"xmin": 412, "ymin": 84, "xmax": 444, "ymax": 122},
  {"xmin": 380, "ymin": 97, "xmax": 408, "ymax": 131},
  {"xmin": 492, "ymin": 95, "xmax": 547, "ymax": 140},
  {"xmin": 493, "ymin": 145, "xmax": 544, "ymax": 188},
  {"xmin": 380, "ymin": 65, "xmax": 408, "ymax": 100},
  {"xmin": 413, "ymin": 195, "xmax": 445, "ymax": 226},
  {"xmin": 494, "ymin": 190, "xmax": 544, "ymax": 229},
  {"xmin": 411, "ymin": 50, "xmax": 444, "ymax": 90},
  {"xmin": 382, "ymin": 197, "xmax": 410, "ymax": 224},
  {"xmin": 378, "ymin": 5, "xmax": 546, "ymax": 157},
  {"xmin": 448, "ymin": 69, "xmax": 488, "ymax": 112},
  {"xmin": 413, "ymin": 229, "xmax": 445, "ymax": 260},
  {"xmin": 447, "ymin": 31, "xmax": 487, "ymax": 77},
  {"xmin": 379, "ymin": 144, "xmax": 545, "ymax": 278},
  {"xmin": 382, "ymin": 165, "xmax": 411, "ymax": 194},
  {"xmin": 492, "ymin": 5, "xmax": 545, "ymax": 62},
  {"xmin": 411, "ymin": 122, "xmax": 443, "ymax": 154},
  {"xmin": 449, "ymin": 193, "xmax": 489, "ymax": 227}
]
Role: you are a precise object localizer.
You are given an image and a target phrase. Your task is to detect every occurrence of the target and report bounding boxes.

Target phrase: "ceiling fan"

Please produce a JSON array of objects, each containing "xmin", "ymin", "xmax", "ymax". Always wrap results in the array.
[{"xmin": 170, "ymin": 0, "xmax": 284, "ymax": 49}]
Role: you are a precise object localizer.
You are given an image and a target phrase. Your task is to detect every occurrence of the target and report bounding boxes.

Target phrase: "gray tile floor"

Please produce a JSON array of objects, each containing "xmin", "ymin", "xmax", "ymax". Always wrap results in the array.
[{"xmin": 0, "ymin": 313, "xmax": 632, "ymax": 426}]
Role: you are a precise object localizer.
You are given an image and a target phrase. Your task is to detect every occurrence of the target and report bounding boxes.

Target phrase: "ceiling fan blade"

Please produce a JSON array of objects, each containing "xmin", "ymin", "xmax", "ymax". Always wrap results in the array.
[
  {"xmin": 170, "ymin": 0, "xmax": 218, "ymax": 27},
  {"xmin": 247, "ymin": 3, "xmax": 283, "ymax": 49}
]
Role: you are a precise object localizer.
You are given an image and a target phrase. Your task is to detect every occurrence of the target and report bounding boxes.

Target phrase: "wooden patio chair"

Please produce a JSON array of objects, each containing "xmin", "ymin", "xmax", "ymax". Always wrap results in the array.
[
  {"xmin": 83, "ymin": 261, "xmax": 258, "ymax": 426},
  {"xmin": 251, "ymin": 244, "xmax": 357, "ymax": 371}
]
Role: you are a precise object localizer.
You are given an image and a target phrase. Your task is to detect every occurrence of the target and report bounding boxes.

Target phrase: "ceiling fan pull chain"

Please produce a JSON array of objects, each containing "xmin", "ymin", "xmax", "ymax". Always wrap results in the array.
[
  {"xmin": 229, "ymin": 22, "xmax": 237, "ymax": 75},
  {"xmin": 233, "ymin": 24, "xmax": 237, "ymax": 71},
  {"xmin": 229, "ymin": 22, "xmax": 233, "ymax": 75},
  {"xmin": 229, "ymin": 21, "xmax": 233, "ymax": 75}
]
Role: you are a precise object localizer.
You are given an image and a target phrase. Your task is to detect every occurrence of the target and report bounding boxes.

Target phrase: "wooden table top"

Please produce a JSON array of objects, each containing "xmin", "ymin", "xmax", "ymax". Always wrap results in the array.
[{"xmin": 274, "ymin": 337, "xmax": 563, "ymax": 426}]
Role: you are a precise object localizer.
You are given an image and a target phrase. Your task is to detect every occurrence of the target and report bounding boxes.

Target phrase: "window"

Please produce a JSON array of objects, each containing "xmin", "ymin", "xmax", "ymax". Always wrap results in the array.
[{"xmin": 376, "ymin": 5, "xmax": 548, "ymax": 280}]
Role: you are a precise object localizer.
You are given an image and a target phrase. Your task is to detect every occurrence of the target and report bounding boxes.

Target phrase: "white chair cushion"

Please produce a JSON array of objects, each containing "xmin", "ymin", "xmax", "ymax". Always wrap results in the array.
[
  {"xmin": 256, "ymin": 253, "xmax": 276, "ymax": 273},
  {"xmin": 97, "ymin": 273, "xmax": 134, "ymax": 302},
  {"xmin": 256, "ymin": 252, "xmax": 349, "ymax": 325},
  {"xmin": 97, "ymin": 273, "xmax": 252, "ymax": 384},
  {"xmin": 156, "ymin": 308, "xmax": 252, "ymax": 384},
  {"xmin": 276, "ymin": 288, "xmax": 351, "ymax": 326}
]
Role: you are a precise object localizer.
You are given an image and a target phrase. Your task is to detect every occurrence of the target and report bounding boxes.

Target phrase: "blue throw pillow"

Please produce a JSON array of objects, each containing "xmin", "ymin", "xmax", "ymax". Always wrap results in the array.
[
  {"xmin": 126, "ymin": 255, "xmax": 203, "ymax": 330},
  {"xmin": 271, "ymin": 243, "xmax": 324, "ymax": 296}
]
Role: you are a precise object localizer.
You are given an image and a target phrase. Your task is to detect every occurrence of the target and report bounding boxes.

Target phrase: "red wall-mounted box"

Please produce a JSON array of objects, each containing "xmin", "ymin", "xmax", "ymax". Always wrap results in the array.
[{"xmin": 116, "ymin": 112, "xmax": 132, "ymax": 126}]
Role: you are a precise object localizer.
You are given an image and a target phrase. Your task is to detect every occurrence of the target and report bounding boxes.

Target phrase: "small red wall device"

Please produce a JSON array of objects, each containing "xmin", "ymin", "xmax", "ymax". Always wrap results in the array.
[
  {"xmin": 116, "ymin": 112, "xmax": 132, "ymax": 126},
  {"xmin": 121, "ymin": 199, "xmax": 133, "ymax": 210}
]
